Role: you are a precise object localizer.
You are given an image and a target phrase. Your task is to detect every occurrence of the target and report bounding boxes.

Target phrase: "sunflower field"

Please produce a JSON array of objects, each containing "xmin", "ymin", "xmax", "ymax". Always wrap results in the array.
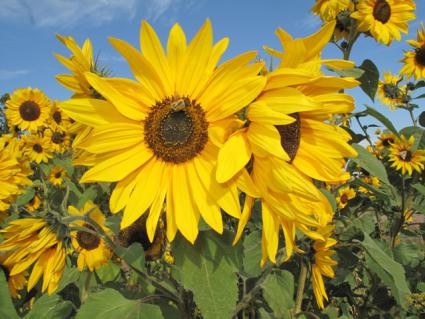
[{"xmin": 0, "ymin": 0, "xmax": 424, "ymax": 318}]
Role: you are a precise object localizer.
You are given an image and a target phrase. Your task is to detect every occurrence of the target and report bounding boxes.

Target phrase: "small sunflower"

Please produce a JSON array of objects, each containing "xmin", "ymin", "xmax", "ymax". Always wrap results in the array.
[
  {"xmin": 351, "ymin": 0, "xmax": 416, "ymax": 45},
  {"xmin": 311, "ymin": 225, "xmax": 337, "ymax": 309},
  {"xmin": 377, "ymin": 72, "xmax": 405, "ymax": 110},
  {"xmin": 25, "ymin": 195, "xmax": 41, "ymax": 212},
  {"xmin": 312, "ymin": 0, "xmax": 353, "ymax": 21},
  {"xmin": 400, "ymin": 22, "xmax": 425, "ymax": 80},
  {"xmin": 48, "ymin": 100, "xmax": 71, "ymax": 132},
  {"xmin": 69, "ymin": 201, "xmax": 112, "ymax": 272},
  {"xmin": 0, "ymin": 218, "xmax": 66, "ymax": 295},
  {"xmin": 388, "ymin": 135, "xmax": 425, "ymax": 175},
  {"xmin": 0, "ymin": 255, "xmax": 28, "ymax": 299},
  {"xmin": 359, "ymin": 175, "xmax": 381, "ymax": 193},
  {"xmin": 4, "ymin": 88, "xmax": 51, "ymax": 132},
  {"xmin": 48, "ymin": 167, "xmax": 66, "ymax": 186},
  {"xmin": 23, "ymin": 134, "xmax": 53, "ymax": 164},
  {"xmin": 336, "ymin": 186, "xmax": 356, "ymax": 209},
  {"xmin": 375, "ymin": 132, "xmax": 396, "ymax": 149},
  {"xmin": 44, "ymin": 129, "xmax": 71, "ymax": 154}
]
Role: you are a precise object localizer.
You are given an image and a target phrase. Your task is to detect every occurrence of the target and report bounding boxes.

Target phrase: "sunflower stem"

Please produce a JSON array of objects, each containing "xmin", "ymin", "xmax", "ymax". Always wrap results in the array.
[
  {"xmin": 294, "ymin": 262, "xmax": 308, "ymax": 314},
  {"xmin": 391, "ymin": 175, "xmax": 406, "ymax": 249},
  {"xmin": 81, "ymin": 271, "xmax": 92, "ymax": 303}
]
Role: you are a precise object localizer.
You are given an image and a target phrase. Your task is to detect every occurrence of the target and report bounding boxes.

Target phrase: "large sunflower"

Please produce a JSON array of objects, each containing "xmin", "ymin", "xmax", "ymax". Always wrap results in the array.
[
  {"xmin": 69, "ymin": 201, "xmax": 112, "ymax": 272},
  {"xmin": 400, "ymin": 22, "xmax": 425, "ymax": 80},
  {"xmin": 218, "ymin": 23, "xmax": 357, "ymax": 263},
  {"xmin": 351, "ymin": 0, "xmax": 416, "ymax": 45},
  {"xmin": 377, "ymin": 72, "xmax": 405, "ymax": 110},
  {"xmin": 4, "ymin": 88, "xmax": 51, "ymax": 132},
  {"xmin": 0, "ymin": 218, "xmax": 66, "ymax": 295},
  {"xmin": 61, "ymin": 20, "xmax": 265, "ymax": 244},
  {"xmin": 388, "ymin": 135, "xmax": 425, "ymax": 175}
]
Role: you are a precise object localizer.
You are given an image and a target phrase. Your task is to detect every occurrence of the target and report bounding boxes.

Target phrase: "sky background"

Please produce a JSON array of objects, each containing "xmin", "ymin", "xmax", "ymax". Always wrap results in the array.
[{"xmin": 0, "ymin": 0, "xmax": 424, "ymax": 133}]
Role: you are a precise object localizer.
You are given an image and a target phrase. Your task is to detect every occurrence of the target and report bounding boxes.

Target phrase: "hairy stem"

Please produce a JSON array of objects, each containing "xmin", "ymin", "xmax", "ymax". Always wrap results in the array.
[{"xmin": 294, "ymin": 262, "xmax": 308, "ymax": 314}]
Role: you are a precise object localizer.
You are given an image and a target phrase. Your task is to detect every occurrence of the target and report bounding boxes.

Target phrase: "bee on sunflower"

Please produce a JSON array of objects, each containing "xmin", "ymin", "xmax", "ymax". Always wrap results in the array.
[
  {"xmin": 388, "ymin": 135, "xmax": 425, "ymax": 175},
  {"xmin": 400, "ymin": 22, "xmax": 425, "ymax": 80},
  {"xmin": 336, "ymin": 186, "xmax": 356, "ymax": 208},
  {"xmin": 48, "ymin": 166, "xmax": 66, "ymax": 186},
  {"xmin": 68, "ymin": 201, "xmax": 112, "ymax": 272},
  {"xmin": 376, "ymin": 72, "xmax": 405, "ymax": 111},
  {"xmin": 351, "ymin": 0, "xmax": 416, "ymax": 46},
  {"xmin": 0, "ymin": 217, "xmax": 66, "ymax": 295},
  {"xmin": 4, "ymin": 88, "xmax": 51, "ymax": 132}
]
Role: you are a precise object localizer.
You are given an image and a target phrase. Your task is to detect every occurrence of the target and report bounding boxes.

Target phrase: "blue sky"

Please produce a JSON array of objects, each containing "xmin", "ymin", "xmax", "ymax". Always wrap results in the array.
[{"xmin": 0, "ymin": 0, "xmax": 424, "ymax": 132}]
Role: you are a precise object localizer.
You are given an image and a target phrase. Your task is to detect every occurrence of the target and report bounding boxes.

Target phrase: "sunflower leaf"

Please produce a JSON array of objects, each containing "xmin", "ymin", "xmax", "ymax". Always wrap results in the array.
[
  {"xmin": 25, "ymin": 294, "xmax": 73, "ymax": 319},
  {"xmin": 0, "ymin": 272, "xmax": 19, "ymax": 319},
  {"xmin": 242, "ymin": 230, "xmax": 262, "ymax": 277},
  {"xmin": 173, "ymin": 231, "xmax": 241, "ymax": 319},
  {"xmin": 365, "ymin": 106, "xmax": 399, "ymax": 137},
  {"xmin": 261, "ymin": 269, "xmax": 294, "ymax": 318},
  {"xmin": 351, "ymin": 144, "xmax": 390, "ymax": 185},
  {"xmin": 358, "ymin": 59, "xmax": 379, "ymax": 102},
  {"xmin": 76, "ymin": 288, "xmax": 164, "ymax": 319}
]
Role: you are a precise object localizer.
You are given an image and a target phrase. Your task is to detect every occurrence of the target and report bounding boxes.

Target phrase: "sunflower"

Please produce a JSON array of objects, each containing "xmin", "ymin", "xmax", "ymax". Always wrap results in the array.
[
  {"xmin": 0, "ymin": 144, "xmax": 32, "ymax": 212},
  {"xmin": 388, "ymin": 135, "xmax": 425, "ymax": 175},
  {"xmin": 311, "ymin": 225, "xmax": 337, "ymax": 309},
  {"xmin": 23, "ymin": 134, "xmax": 53, "ymax": 164},
  {"xmin": 400, "ymin": 22, "xmax": 425, "ymax": 80},
  {"xmin": 4, "ymin": 88, "xmax": 51, "ymax": 132},
  {"xmin": 61, "ymin": 20, "xmax": 265, "ymax": 244},
  {"xmin": 25, "ymin": 195, "xmax": 41, "ymax": 212},
  {"xmin": 358, "ymin": 175, "xmax": 381, "ymax": 193},
  {"xmin": 48, "ymin": 166, "xmax": 66, "ymax": 186},
  {"xmin": 351, "ymin": 0, "xmax": 416, "ymax": 45},
  {"xmin": 375, "ymin": 131, "xmax": 396, "ymax": 149},
  {"xmin": 219, "ymin": 23, "xmax": 357, "ymax": 263},
  {"xmin": 69, "ymin": 201, "xmax": 112, "ymax": 271},
  {"xmin": 336, "ymin": 186, "xmax": 356, "ymax": 208},
  {"xmin": 48, "ymin": 100, "xmax": 71, "ymax": 132},
  {"xmin": 312, "ymin": 0, "xmax": 353, "ymax": 21},
  {"xmin": 44, "ymin": 129, "xmax": 71, "ymax": 154},
  {"xmin": 377, "ymin": 72, "xmax": 405, "ymax": 110},
  {"xmin": 0, "ymin": 255, "xmax": 28, "ymax": 299},
  {"xmin": 0, "ymin": 218, "xmax": 66, "ymax": 295}
]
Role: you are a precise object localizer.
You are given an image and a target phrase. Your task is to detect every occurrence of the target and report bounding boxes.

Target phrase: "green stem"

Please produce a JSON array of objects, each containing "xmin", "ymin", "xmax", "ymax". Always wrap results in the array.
[
  {"xmin": 294, "ymin": 262, "xmax": 308, "ymax": 314},
  {"xmin": 391, "ymin": 175, "xmax": 405, "ymax": 249},
  {"xmin": 408, "ymin": 108, "xmax": 417, "ymax": 127},
  {"xmin": 81, "ymin": 271, "xmax": 92, "ymax": 303},
  {"xmin": 355, "ymin": 115, "xmax": 374, "ymax": 146}
]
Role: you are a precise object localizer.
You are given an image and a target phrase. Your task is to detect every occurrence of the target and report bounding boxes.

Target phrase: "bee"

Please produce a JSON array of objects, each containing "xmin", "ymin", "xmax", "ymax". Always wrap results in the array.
[{"xmin": 170, "ymin": 97, "xmax": 190, "ymax": 111}]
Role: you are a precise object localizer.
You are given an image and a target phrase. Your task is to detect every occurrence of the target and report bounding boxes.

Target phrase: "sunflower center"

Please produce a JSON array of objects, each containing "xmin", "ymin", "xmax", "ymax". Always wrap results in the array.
[
  {"xmin": 399, "ymin": 150, "xmax": 412, "ymax": 162},
  {"xmin": 19, "ymin": 101, "xmax": 41, "ymax": 121},
  {"xmin": 382, "ymin": 137, "xmax": 394, "ymax": 147},
  {"xmin": 52, "ymin": 132, "xmax": 64, "ymax": 144},
  {"xmin": 275, "ymin": 113, "xmax": 301, "ymax": 162},
  {"xmin": 383, "ymin": 84, "xmax": 400, "ymax": 99},
  {"xmin": 76, "ymin": 224, "xmax": 100, "ymax": 250},
  {"xmin": 33, "ymin": 143, "xmax": 43, "ymax": 153},
  {"xmin": 415, "ymin": 46, "xmax": 425, "ymax": 67},
  {"xmin": 144, "ymin": 96, "xmax": 208, "ymax": 163},
  {"xmin": 340, "ymin": 194, "xmax": 349, "ymax": 204},
  {"xmin": 373, "ymin": 0, "xmax": 391, "ymax": 23},
  {"xmin": 53, "ymin": 111, "xmax": 62, "ymax": 124},
  {"xmin": 54, "ymin": 172, "xmax": 62, "ymax": 178}
]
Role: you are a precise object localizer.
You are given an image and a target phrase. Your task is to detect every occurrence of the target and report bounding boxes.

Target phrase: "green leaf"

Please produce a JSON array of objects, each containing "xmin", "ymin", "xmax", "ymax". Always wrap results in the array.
[
  {"xmin": 326, "ymin": 66, "xmax": 365, "ymax": 78},
  {"xmin": 243, "ymin": 230, "xmax": 262, "ymax": 277},
  {"xmin": 262, "ymin": 270, "xmax": 294, "ymax": 318},
  {"xmin": 115, "ymin": 243, "xmax": 146, "ymax": 273},
  {"xmin": 394, "ymin": 241, "xmax": 423, "ymax": 268},
  {"xmin": 15, "ymin": 187, "xmax": 35, "ymax": 206},
  {"xmin": 77, "ymin": 186, "xmax": 98, "ymax": 208},
  {"xmin": 358, "ymin": 59, "xmax": 379, "ymax": 102},
  {"xmin": 399, "ymin": 126, "xmax": 425, "ymax": 150},
  {"xmin": 365, "ymin": 106, "xmax": 399, "ymax": 137},
  {"xmin": 414, "ymin": 93, "xmax": 425, "ymax": 99},
  {"xmin": 361, "ymin": 233, "xmax": 411, "ymax": 305},
  {"xmin": 25, "ymin": 294, "xmax": 73, "ymax": 319},
  {"xmin": 419, "ymin": 111, "xmax": 425, "ymax": 127},
  {"xmin": 412, "ymin": 183, "xmax": 425, "ymax": 197},
  {"xmin": 58, "ymin": 263, "xmax": 80, "ymax": 291},
  {"xmin": 351, "ymin": 144, "xmax": 390, "ymax": 184},
  {"xmin": 96, "ymin": 261, "xmax": 121, "ymax": 283},
  {"xmin": 0, "ymin": 272, "xmax": 19, "ymax": 319},
  {"xmin": 76, "ymin": 288, "xmax": 164, "ymax": 319},
  {"xmin": 173, "ymin": 231, "xmax": 240, "ymax": 319}
]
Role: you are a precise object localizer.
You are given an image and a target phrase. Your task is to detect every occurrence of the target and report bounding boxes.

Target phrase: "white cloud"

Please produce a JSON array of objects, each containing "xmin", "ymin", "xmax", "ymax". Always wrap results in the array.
[
  {"xmin": 0, "ymin": 69, "xmax": 29, "ymax": 80},
  {"xmin": 0, "ymin": 0, "xmax": 198, "ymax": 28}
]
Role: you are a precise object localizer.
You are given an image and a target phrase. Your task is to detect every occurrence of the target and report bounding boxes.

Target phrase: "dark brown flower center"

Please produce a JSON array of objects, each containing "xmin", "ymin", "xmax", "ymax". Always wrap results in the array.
[
  {"xmin": 76, "ymin": 224, "xmax": 100, "ymax": 250},
  {"xmin": 144, "ymin": 96, "xmax": 208, "ymax": 163},
  {"xmin": 373, "ymin": 0, "xmax": 391, "ymax": 24},
  {"xmin": 340, "ymin": 194, "xmax": 349, "ymax": 204},
  {"xmin": 382, "ymin": 137, "xmax": 394, "ymax": 147},
  {"xmin": 383, "ymin": 84, "xmax": 400, "ymax": 99},
  {"xmin": 53, "ymin": 111, "xmax": 62, "ymax": 124},
  {"xmin": 415, "ymin": 46, "xmax": 425, "ymax": 67},
  {"xmin": 19, "ymin": 101, "xmax": 41, "ymax": 121},
  {"xmin": 33, "ymin": 143, "xmax": 43, "ymax": 153},
  {"xmin": 275, "ymin": 113, "xmax": 301, "ymax": 162},
  {"xmin": 52, "ymin": 132, "xmax": 64, "ymax": 144},
  {"xmin": 54, "ymin": 172, "xmax": 62, "ymax": 178}
]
